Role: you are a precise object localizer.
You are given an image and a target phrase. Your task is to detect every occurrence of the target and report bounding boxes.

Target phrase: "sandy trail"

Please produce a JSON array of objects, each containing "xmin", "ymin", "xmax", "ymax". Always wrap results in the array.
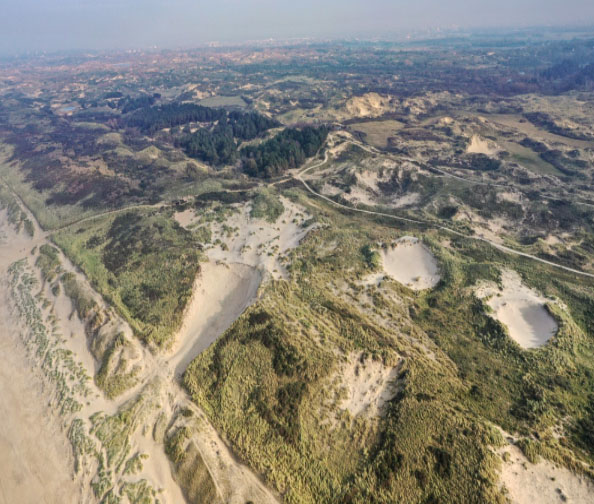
[{"xmin": 168, "ymin": 261, "xmax": 262, "ymax": 377}]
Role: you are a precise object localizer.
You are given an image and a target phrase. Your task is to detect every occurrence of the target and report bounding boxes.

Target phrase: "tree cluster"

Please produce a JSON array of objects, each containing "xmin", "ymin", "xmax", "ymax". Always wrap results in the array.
[
  {"xmin": 127, "ymin": 103, "xmax": 225, "ymax": 133},
  {"xmin": 174, "ymin": 110, "xmax": 279, "ymax": 166},
  {"xmin": 241, "ymin": 126, "xmax": 328, "ymax": 178},
  {"xmin": 177, "ymin": 124, "xmax": 237, "ymax": 166}
]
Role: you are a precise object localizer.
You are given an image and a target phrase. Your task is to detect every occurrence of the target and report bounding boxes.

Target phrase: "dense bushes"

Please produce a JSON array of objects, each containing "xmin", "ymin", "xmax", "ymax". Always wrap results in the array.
[
  {"xmin": 250, "ymin": 189, "xmax": 285, "ymax": 223},
  {"xmin": 54, "ymin": 210, "xmax": 202, "ymax": 348}
]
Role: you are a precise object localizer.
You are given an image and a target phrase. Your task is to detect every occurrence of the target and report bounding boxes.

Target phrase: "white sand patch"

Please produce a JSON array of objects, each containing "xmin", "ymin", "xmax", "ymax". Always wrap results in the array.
[
  {"xmin": 0, "ymin": 209, "xmax": 46, "ymax": 270},
  {"xmin": 499, "ymin": 443, "xmax": 594, "ymax": 504},
  {"xmin": 328, "ymin": 140, "xmax": 351, "ymax": 157},
  {"xmin": 338, "ymin": 353, "xmax": 401, "ymax": 418},
  {"xmin": 174, "ymin": 208, "xmax": 198, "ymax": 228},
  {"xmin": 379, "ymin": 236, "xmax": 440, "ymax": 290},
  {"xmin": 321, "ymin": 182, "xmax": 343, "ymax": 197},
  {"xmin": 343, "ymin": 185, "xmax": 377, "ymax": 207},
  {"xmin": 498, "ymin": 191, "xmax": 523, "ymax": 204},
  {"xmin": 207, "ymin": 197, "xmax": 314, "ymax": 279},
  {"xmin": 453, "ymin": 207, "xmax": 507, "ymax": 245},
  {"xmin": 476, "ymin": 270, "xmax": 558, "ymax": 349},
  {"xmin": 467, "ymin": 134, "xmax": 500, "ymax": 156},
  {"xmin": 169, "ymin": 262, "xmax": 262, "ymax": 376},
  {"xmin": 544, "ymin": 235, "xmax": 562, "ymax": 246},
  {"xmin": 358, "ymin": 170, "xmax": 382, "ymax": 191}
]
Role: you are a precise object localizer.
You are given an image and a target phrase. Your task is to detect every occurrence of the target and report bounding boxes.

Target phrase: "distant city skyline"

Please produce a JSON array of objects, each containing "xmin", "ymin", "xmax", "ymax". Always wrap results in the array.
[{"xmin": 1, "ymin": 0, "xmax": 594, "ymax": 55}]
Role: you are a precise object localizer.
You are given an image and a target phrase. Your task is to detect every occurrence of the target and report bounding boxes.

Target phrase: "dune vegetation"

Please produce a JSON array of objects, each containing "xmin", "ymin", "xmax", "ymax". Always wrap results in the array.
[{"xmin": 53, "ymin": 209, "xmax": 202, "ymax": 348}]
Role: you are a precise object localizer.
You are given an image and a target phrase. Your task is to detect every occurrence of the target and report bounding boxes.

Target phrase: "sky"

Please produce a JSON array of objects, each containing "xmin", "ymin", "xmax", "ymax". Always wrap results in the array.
[{"xmin": 1, "ymin": 0, "xmax": 594, "ymax": 54}]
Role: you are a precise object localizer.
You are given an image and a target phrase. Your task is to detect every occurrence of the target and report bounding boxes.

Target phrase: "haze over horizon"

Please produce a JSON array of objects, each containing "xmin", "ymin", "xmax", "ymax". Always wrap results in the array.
[{"xmin": 1, "ymin": 0, "xmax": 594, "ymax": 55}]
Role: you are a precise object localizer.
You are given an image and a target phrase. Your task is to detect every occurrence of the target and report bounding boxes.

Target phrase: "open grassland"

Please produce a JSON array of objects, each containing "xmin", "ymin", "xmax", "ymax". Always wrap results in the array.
[{"xmin": 350, "ymin": 120, "xmax": 406, "ymax": 149}]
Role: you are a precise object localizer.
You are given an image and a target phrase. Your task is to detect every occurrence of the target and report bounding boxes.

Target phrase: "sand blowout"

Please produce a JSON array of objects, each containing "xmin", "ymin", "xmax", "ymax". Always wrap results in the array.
[
  {"xmin": 476, "ymin": 270, "xmax": 558, "ymax": 349},
  {"xmin": 378, "ymin": 236, "xmax": 441, "ymax": 291}
]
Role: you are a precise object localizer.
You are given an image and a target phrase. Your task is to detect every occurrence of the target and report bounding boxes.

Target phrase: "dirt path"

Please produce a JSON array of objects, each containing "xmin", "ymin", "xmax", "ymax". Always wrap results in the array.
[
  {"xmin": 345, "ymin": 137, "xmax": 594, "ymax": 208},
  {"xmin": 51, "ymin": 202, "xmax": 166, "ymax": 232}
]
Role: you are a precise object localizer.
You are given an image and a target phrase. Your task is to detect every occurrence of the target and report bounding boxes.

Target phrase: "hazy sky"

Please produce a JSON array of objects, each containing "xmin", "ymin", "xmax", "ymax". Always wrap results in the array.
[{"xmin": 1, "ymin": 0, "xmax": 594, "ymax": 54}]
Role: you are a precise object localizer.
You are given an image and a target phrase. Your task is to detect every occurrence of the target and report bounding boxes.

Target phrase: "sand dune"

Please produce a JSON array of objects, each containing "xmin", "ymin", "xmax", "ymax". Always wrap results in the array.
[
  {"xmin": 466, "ymin": 134, "xmax": 500, "ymax": 156},
  {"xmin": 207, "ymin": 198, "xmax": 314, "ymax": 279}
]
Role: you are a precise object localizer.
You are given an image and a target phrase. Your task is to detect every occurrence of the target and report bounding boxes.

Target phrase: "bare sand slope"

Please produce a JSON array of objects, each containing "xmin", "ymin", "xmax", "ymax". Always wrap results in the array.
[
  {"xmin": 380, "ymin": 236, "xmax": 440, "ymax": 290},
  {"xmin": 169, "ymin": 261, "xmax": 262, "ymax": 376},
  {"xmin": 477, "ymin": 270, "xmax": 558, "ymax": 349},
  {"xmin": 466, "ymin": 134, "xmax": 499, "ymax": 156},
  {"xmin": 208, "ymin": 198, "xmax": 313, "ymax": 279},
  {"xmin": 500, "ymin": 444, "xmax": 594, "ymax": 504},
  {"xmin": 173, "ymin": 208, "xmax": 196, "ymax": 228},
  {"xmin": 0, "ymin": 209, "xmax": 45, "ymax": 270}
]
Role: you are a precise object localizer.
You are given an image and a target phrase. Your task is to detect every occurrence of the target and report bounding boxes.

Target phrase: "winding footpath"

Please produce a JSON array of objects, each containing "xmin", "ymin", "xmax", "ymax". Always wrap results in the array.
[{"xmin": 296, "ymin": 142, "xmax": 594, "ymax": 280}]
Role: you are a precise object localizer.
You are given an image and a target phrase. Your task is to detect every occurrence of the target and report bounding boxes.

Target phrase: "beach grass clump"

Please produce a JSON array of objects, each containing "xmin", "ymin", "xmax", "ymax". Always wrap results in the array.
[
  {"xmin": 166, "ymin": 426, "xmax": 222, "ymax": 503},
  {"xmin": 95, "ymin": 332, "xmax": 140, "ymax": 399}
]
